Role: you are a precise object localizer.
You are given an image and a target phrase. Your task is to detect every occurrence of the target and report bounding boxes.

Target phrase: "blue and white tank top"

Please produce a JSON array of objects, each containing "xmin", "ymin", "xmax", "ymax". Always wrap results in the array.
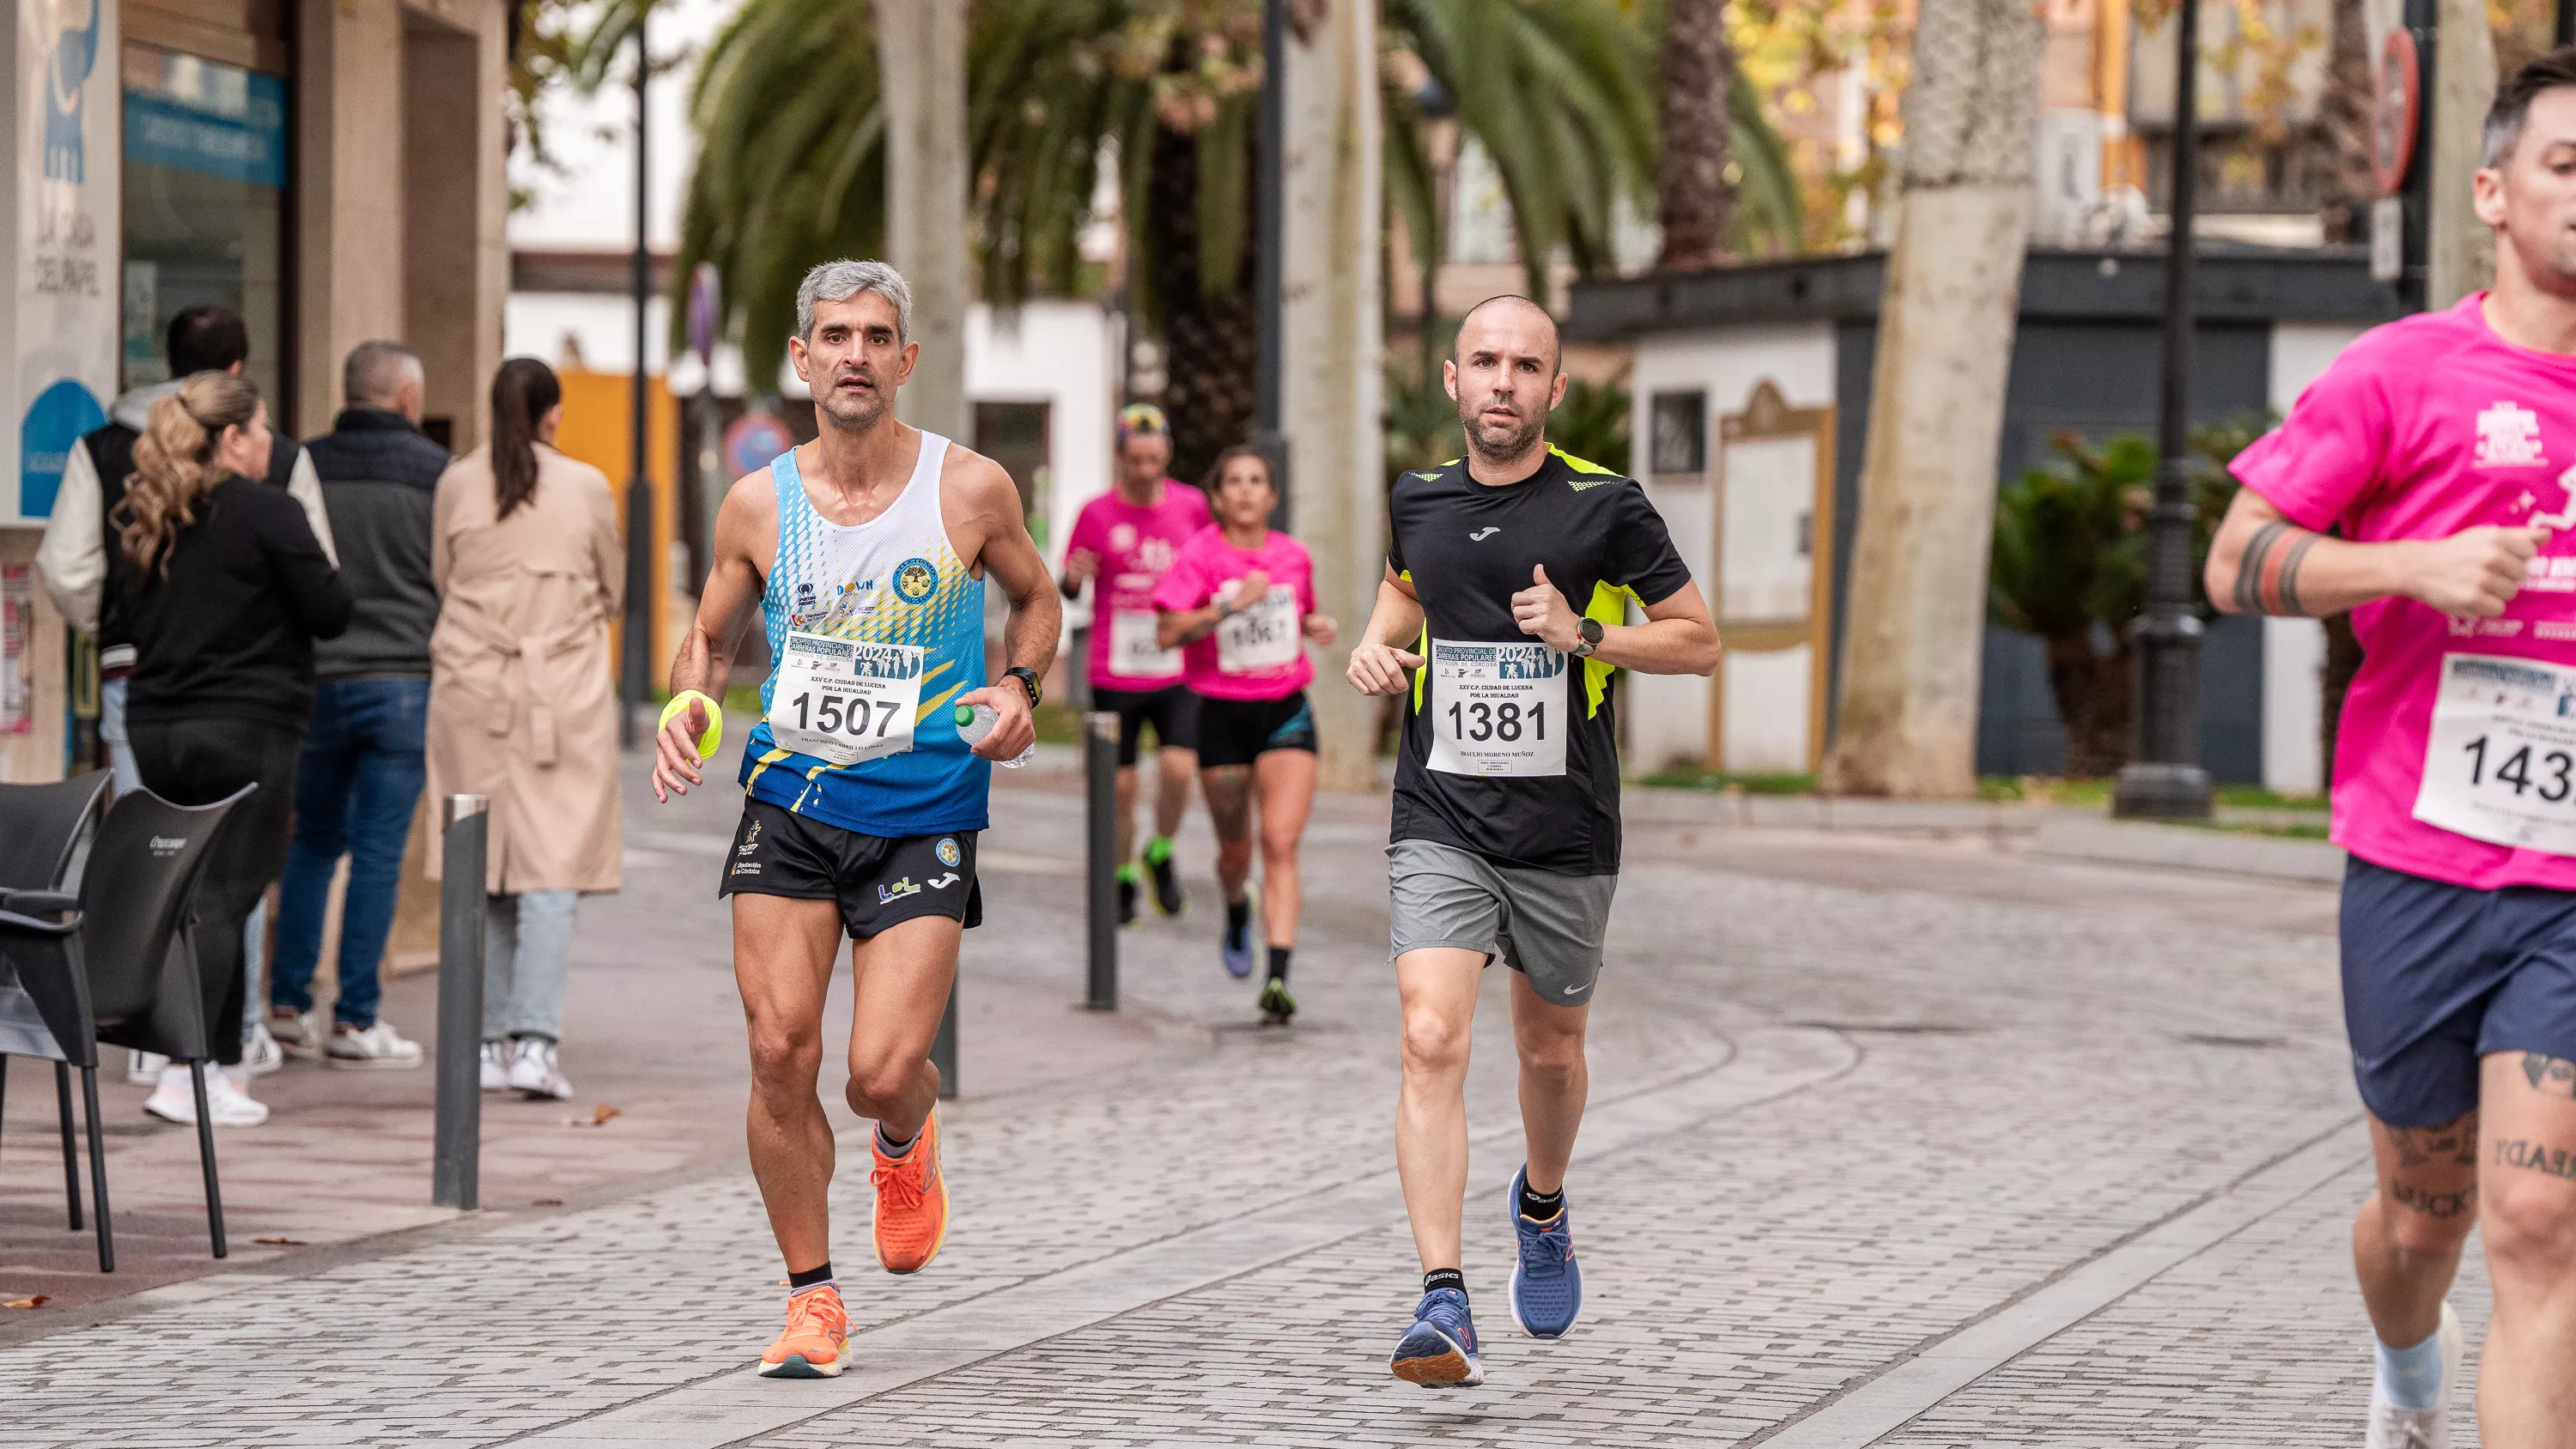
[{"xmin": 739, "ymin": 436, "xmax": 989, "ymax": 836}]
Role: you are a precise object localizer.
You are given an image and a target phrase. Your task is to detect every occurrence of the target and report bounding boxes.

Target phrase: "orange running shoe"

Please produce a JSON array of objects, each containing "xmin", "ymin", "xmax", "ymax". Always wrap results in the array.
[
  {"xmin": 871, "ymin": 1112, "xmax": 950, "ymax": 1274},
  {"xmin": 758, "ymin": 1284, "xmax": 848, "ymax": 1379}
]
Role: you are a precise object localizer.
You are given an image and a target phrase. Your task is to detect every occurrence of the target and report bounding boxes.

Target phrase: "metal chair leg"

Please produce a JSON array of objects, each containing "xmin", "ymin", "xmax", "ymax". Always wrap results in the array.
[
  {"xmin": 78, "ymin": 1066, "xmax": 112, "ymax": 1272},
  {"xmin": 52, "ymin": 1061, "xmax": 82, "ymax": 1231},
  {"xmin": 188, "ymin": 1063, "xmax": 226, "ymax": 1259}
]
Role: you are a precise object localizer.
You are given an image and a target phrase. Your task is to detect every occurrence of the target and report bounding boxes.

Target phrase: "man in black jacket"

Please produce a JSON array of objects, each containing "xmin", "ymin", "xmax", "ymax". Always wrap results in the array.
[{"xmin": 266, "ymin": 341, "xmax": 447, "ymax": 1070}]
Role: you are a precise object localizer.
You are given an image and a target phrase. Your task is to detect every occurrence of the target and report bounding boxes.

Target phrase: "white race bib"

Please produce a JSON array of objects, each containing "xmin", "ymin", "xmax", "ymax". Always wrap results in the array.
[
  {"xmin": 1425, "ymin": 639, "xmax": 1568, "ymax": 778},
  {"xmin": 2413, "ymin": 652, "xmax": 2576, "ymax": 855},
  {"xmin": 768, "ymin": 631, "xmax": 926, "ymax": 767},
  {"xmin": 1216, "ymin": 585, "xmax": 1301, "ymax": 674},
  {"xmin": 1109, "ymin": 609, "xmax": 1182, "ymax": 680}
]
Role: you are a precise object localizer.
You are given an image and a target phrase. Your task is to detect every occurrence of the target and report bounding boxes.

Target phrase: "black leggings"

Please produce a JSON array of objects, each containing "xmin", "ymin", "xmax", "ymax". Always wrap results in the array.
[{"xmin": 128, "ymin": 718, "xmax": 303, "ymax": 1066}]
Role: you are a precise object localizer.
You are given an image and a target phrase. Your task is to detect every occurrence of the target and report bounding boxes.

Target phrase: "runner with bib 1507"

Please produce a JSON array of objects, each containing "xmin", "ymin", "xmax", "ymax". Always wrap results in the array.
[{"xmin": 647, "ymin": 259, "xmax": 1060, "ymax": 1382}]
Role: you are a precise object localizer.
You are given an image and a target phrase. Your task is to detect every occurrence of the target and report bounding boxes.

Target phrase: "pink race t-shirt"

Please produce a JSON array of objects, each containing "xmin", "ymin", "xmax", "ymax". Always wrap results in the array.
[
  {"xmin": 1150, "ymin": 526, "xmax": 1316, "ymax": 701},
  {"xmin": 2232, "ymin": 293, "xmax": 2576, "ymax": 890},
  {"xmin": 1066, "ymin": 482, "xmax": 1212, "ymax": 691}
]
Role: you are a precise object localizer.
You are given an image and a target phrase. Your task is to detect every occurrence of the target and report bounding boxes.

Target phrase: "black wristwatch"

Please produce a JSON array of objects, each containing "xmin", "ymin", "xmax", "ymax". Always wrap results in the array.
[
  {"xmin": 1573, "ymin": 617, "xmax": 1604, "ymax": 658},
  {"xmin": 1004, "ymin": 666, "xmax": 1042, "ymax": 707}
]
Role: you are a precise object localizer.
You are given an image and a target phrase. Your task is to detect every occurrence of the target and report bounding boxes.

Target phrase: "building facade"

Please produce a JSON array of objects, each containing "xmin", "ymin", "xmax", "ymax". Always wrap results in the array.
[{"xmin": 0, "ymin": 0, "xmax": 510, "ymax": 781}]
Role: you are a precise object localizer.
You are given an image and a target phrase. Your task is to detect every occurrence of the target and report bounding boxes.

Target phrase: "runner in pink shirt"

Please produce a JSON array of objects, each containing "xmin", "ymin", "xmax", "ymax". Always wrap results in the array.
[
  {"xmin": 1151, "ymin": 446, "xmax": 1334, "ymax": 1019},
  {"xmin": 2208, "ymin": 52, "xmax": 2576, "ymax": 1446},
  {"xmin": 1060, "ymin": 403, "xmax": 1212, "ymax": 924}
]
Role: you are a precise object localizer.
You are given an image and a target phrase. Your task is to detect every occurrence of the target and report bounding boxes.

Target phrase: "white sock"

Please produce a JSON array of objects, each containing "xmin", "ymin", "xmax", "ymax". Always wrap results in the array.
[{"xmin": 2375, "ymin": 1323, "xmax": 2446, "ymax": 1410}]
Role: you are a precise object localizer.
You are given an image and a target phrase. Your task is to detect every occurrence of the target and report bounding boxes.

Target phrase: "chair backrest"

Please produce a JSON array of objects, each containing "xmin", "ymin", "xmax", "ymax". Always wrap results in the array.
[
  {"xmin": 0, "ymin": 772, "xmax": 112, "ymax": 892},
  {"xmin": 77, "ymin": 782, "xmax": 251, "ymax": 1030}
]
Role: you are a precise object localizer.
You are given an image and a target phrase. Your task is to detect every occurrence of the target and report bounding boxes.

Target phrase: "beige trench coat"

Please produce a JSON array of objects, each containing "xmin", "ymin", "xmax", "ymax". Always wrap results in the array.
[{"xmin": 426, "ymin": 443, "xmax": 625, "ymax": 894}]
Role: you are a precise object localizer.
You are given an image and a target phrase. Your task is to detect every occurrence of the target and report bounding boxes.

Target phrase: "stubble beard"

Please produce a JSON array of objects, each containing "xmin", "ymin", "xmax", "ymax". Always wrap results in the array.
[
  {"xmin": 1461, "ymin": 403, "xmax": 1543, "ymax": 465},
  {"xmin": 817, "ymin": 374, "xmax": 889, "ymax": 433}
]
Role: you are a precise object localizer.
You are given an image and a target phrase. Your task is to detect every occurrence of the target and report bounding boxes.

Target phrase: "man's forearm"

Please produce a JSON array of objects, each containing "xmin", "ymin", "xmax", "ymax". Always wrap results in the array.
[
  {"xmin": 2212, "ymin": 521, "xmax": 2411, "ymax": 617},
  {"xmin": 668, "ymin": 627, "xmax": 727, "ymax": 700},
  {"xmin": 1366, "ymin": 582, "xmax": 1425, "ymax": 648},
  {"xmin": 1003, "ymin": 581, "xmax": 1063, "ymax": 677},
  {"xmin": 1593, "ymin": 617, "xmax": 1720, "ymax": 676}
]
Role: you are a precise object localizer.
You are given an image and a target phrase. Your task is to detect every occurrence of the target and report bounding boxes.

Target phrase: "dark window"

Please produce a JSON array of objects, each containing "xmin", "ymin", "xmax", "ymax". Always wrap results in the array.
[{"xmin": 1649, "ymin": 390, "xmax": 1705, "ymax": 476}]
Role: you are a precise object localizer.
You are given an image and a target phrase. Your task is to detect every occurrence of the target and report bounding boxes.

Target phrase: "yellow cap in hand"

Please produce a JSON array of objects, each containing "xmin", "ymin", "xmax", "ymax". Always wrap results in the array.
[{"xmin": 659, "ymin": 689, "xmax": 724, "ymax": 761}]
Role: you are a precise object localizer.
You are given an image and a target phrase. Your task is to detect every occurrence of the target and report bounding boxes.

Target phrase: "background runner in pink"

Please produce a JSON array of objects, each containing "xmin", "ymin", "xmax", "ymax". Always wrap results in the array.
[
  {"xmin": 2232, "ymin": 292, "xmax": 2576, "ymax": 890},
  {"xmin": 1151, "ymin": 526, "xmax": 1315, "ymax": 700},
  {"xmin": 1065, "ymin": 482, "xmax": 1211, "ymax": 691}
]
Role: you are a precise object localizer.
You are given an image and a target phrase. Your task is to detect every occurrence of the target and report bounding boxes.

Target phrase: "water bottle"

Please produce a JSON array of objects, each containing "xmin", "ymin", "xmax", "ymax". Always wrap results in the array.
[{"xmin": 955, "ymin": 702, "xmax": 1036, "ymax": 768}]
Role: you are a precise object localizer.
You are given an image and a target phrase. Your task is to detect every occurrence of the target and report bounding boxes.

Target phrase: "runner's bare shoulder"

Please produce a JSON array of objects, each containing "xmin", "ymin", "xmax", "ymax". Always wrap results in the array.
[{"xmin": 935, "ymin": 440, "xmax": 1025, "ymax": 561}]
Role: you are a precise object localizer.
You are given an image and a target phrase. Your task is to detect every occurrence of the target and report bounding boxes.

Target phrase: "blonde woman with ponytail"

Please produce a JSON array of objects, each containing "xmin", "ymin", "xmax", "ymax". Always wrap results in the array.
[{"xmin": 106, "ymin": 371, "xmax": 353, "ymax": 1127}]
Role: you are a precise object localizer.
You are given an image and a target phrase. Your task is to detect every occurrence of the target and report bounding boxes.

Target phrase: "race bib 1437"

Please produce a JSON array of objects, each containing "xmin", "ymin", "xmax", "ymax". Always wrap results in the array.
[{"xmin": 2413, "ymin": 652, "xmax": 2576, "ymax": 856}]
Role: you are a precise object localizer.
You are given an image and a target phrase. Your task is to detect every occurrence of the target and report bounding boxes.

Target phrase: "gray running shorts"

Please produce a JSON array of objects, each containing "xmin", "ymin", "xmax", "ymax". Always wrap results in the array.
[{"xmin": 1387, "ymin": 840, "xmax": 1617, "ymax": 1004}]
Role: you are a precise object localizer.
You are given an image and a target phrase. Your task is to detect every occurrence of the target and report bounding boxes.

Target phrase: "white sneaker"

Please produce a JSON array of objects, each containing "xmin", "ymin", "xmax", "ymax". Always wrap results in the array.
[
  {"xmin": 243, "ymin": 1022, "xmax": 283, "ymax": 1076},
  {"xmin": 506, "ymin": 1038, "xmax": 572, "ymax": 1100},
  {"xmin": 142, "ymin": 1064, "xmax": 270, "ymax": 1127},
  {"xmin": 324, "ymin": 1018, "xmax": 424, "ymax": 1070},
  {"xmin": 2366, "ymin": 1300, "xmax": 2464, "ymax": 1449},
  {"xmin": 480, "ymin": 1040, "xmax": 509, "ymax": 1092},
  {"xmin": 267, "ymin": 1007, "xmax": 321, "ymax": 1059},
  {"xmin": 125, "ymin": 1049, "xmax": 168, "ymax": 1085}
]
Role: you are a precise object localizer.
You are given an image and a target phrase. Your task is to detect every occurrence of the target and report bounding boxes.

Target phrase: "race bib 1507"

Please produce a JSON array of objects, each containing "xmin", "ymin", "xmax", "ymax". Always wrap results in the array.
[
  {"xmin": 768, "ymin": 631, "xmax": 927, "ymax": 767},
  {"xmin": 1425, "ymin": 638, "xmax": 1567, "ymax": 778},
  {"xmin": 2414, "ymin": 652, "xmax": 2576, "ymax": 856}
]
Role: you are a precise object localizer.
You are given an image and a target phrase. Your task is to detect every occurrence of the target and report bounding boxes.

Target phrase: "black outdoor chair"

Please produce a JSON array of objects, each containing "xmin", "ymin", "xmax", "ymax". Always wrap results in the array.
[
  {"xmin": 0, "ymin": 781, "xmax": 253, "ymax": 1270},
  {"xmin": 0, "ymin": 772, "xmax": 112, "ymax": 1252}
]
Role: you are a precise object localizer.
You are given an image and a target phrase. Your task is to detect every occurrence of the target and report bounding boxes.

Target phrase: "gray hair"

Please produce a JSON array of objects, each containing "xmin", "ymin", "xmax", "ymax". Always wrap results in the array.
[
  {"xmin": 343, "ymin": 339, "xmax": 421, "ymax": 407},
  {"xmin": 795, "ymin": 259, "xmax": 912, "ymax": 345}
]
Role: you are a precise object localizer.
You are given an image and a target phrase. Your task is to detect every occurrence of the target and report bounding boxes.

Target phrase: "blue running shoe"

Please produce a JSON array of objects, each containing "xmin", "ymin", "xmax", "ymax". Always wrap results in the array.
[
  {"xmin": 1389, "ymin": 1287, "xmax": 1483, "ymax": 1387},
  {"xmin": 1507, "ymin": 1167, "xmax": 1581, "ymax": 1338},
  {"xmin": 1220, "ymin": 909, "xmax": 1255, "ymax": 979}
]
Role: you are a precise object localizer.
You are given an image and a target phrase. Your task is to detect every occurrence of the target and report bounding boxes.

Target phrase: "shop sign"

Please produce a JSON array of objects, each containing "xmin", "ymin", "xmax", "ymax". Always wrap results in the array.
[
  {"xmin": 13, "ymin": 0, "xmax": 119, "ymax": 524},
  {"xmin": 725, "ymin": 411, "xmax": 797, "ymax": 479}
]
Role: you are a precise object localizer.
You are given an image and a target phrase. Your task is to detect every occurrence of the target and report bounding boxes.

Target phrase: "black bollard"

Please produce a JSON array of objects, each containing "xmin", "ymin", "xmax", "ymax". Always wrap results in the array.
[
  {"xmin": 933, "ymin": 980, "xmax": 959, "ymax": 1100},
  {"xmin": 1085, "ymin": 710, "xmax": 1118, "ymax": 1011},
  {"xmin": 434, "ymin": 795, "xmax": 489, "ymax": 1210}
]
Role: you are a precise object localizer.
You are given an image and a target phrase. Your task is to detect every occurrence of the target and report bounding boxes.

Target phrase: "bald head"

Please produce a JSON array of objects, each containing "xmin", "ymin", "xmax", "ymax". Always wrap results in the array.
[
  {"xmin": 1445, "ymin": 295, "xmax": 1565, "ymax": 470},
  {"xmin": 1453, "ymin": 294, "xmax": 1560, "ymax": 374}
]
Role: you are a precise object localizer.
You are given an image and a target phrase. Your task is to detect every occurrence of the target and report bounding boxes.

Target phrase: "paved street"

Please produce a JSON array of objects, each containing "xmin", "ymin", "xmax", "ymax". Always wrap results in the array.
[{"xmin": 0, "ymin": 754, "xmax": 2447, "ymax": 1446}]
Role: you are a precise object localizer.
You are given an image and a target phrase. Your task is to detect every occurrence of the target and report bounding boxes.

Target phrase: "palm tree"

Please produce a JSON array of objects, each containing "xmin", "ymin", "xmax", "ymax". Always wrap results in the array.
[
  {"xmin": 671, "ymin": 0, "xmax": 1791, "ymax": 467},
  {"xmin": 1655, "ymin": 0, "xmax": 1731, "ymax": 270}
]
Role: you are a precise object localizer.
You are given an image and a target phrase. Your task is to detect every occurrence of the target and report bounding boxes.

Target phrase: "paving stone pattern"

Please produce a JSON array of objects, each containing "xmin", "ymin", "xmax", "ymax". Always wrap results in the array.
[{"xmin": 0, "ymin": 781, "xmax": 2429, "ymax": 1446}]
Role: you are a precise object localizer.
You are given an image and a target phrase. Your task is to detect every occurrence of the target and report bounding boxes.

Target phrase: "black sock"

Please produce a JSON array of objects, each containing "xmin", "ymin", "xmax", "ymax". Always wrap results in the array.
[
  {"xmin": 1423, "ymin": 1268, "xmax": 1466, "ymax": 1299},
  {"xmin": 1266, "ymin": 946, "xmax": 1291, "ymax": 983},
  {"xmin": 787, "ymin": 1261, "xmax": 835, "ymax": 1292},
  {"xmin": 1225, "ymin": 900, "xmax": 1250, "ymax": 950},
  {"xmin": 1518, "ymin": 1179, "xmax": 1565, "ymax": 1222}
]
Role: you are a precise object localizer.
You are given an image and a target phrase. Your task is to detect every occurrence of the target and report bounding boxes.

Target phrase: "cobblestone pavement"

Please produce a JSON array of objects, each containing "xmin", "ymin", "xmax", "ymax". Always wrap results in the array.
[{"xmin": 0, "ymin": 770, "xmax": 2442, "ymax": 1446}]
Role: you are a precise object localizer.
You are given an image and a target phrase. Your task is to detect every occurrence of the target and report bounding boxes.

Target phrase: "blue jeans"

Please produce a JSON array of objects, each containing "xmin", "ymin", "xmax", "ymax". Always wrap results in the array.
[
  {"xmin": 271, "ymin": 679, "xmax": 430, "ymax": 1029},
  {"xmin": 484, "ymin": 891, "xmax": 578, "ymax": 1043}
]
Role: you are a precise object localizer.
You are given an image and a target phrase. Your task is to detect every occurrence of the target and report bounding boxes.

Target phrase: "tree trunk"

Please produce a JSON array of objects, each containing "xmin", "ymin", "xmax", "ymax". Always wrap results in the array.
[
  {"xmin": 1143, "ymin": 121, "xmax": 1260, "ymax": 489},
  {"xmin": 2314, "ymin": 0, "xmax": 2373, "ymax": 244},
  {"xmin": 1821, "ymin": 0, "xmax": 2043, "ymax": 797},
  {"xmin": 874, "ymin": 0, "xmax": 969, "ymax": 440},
  {"xmin": 1656, "ymin": 0, "xmax": 1736, "ymax": 272},
  {"xmin": 2427, "ymin": 0, "xmax": 2496, "ymax": 307}
]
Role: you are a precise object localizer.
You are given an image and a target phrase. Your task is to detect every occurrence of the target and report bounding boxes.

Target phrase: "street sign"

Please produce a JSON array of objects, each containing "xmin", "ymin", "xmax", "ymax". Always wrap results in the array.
[
  {"xmin": 723, "ymin": 409, "xmax": 795, "ymax": 478},
  {"xmin": 2372, "ymin": 29, "xmax": 2421, "ymax": 197}
]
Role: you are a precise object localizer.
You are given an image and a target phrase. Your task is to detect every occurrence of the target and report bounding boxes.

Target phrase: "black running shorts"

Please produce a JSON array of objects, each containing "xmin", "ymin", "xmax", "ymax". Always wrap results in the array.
[
  {"xmin": 1091, "ymin": 684, "xmax": 1200, "ymax": 766},
  {"xmin": 717, "ymin": 797, "xmax": 982, "ymax": 941},
  {"xmin": 1195, "ymin": 690, "xmax": 1317, "ymax": 769}
]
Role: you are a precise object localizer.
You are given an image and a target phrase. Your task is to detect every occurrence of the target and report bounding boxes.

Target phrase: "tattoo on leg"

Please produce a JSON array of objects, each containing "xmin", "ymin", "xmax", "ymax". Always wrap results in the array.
[
  {"xmin": 2382, "ymin": 1113, "xmax": 2478, "ymax": 1168},
  {"xmin": 2521, "ymin": 1052, "xmax": 2576, "ymax": 1096},
  {"xmin": 2390, "ymin": 1180, "xmax": 2477, "ymax": 1218},
  {"xmin": 2495, "ymin": 1137, "xmax": 2576, "ymax": 1181}
]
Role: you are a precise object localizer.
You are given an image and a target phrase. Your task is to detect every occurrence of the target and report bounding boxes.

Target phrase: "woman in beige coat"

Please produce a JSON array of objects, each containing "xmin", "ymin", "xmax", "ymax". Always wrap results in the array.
[{"xmin": 427, "ymin": 356, "xmax": 622, "ymax": 1101}]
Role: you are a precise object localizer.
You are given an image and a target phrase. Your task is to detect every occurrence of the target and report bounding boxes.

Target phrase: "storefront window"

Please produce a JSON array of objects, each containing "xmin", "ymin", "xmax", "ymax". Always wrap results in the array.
[{"xmin": 120, "ymin": 47, "xmax": 287, "ymax": 409}]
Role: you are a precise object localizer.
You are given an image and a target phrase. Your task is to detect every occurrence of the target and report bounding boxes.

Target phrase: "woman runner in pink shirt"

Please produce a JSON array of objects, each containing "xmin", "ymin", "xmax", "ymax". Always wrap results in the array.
[{"xmin": 1153, "ymin": 446, "xmax": 1336, "ymax": 1022}]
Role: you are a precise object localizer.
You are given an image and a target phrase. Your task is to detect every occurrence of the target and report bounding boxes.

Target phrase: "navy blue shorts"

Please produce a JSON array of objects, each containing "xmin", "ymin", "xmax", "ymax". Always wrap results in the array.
[{"xmin": 2342, "ymin": 855, "xmax": 2576, "ymax": 1127}]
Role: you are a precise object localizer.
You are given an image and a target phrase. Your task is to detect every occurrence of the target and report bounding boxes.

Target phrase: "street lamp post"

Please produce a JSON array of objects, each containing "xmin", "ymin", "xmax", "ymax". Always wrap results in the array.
[
  {"xmin": 1255, "ymin": 0, "xmax": 1290, "ymax": 530},
  {"xmin": 2112, "ymin": 0, "xmax": 2215, "ymax": 819},
  {"xmin": 621, "ymin": 15, "xmax": 654, "ymax": 749}
]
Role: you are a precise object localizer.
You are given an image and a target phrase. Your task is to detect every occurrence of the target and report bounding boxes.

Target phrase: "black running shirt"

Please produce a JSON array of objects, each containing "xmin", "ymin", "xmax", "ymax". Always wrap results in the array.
[{"xmin": 1387, "ymin": 448, "xmax": 1694, "ymax": 876}]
